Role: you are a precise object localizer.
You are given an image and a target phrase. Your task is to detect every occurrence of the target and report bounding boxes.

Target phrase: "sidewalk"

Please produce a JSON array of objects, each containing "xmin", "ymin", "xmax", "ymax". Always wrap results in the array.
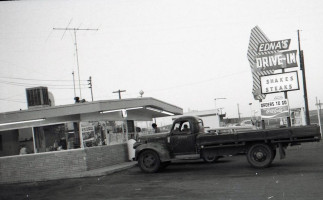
[{"xmin": 74, "ymin": 161, "xmax": 137, "ymax": 179}]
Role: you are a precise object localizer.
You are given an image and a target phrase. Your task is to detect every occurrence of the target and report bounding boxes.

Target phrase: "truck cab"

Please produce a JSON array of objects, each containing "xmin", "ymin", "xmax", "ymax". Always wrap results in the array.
[{"xmin": 167, "ymin": 116, "xmax": 204, "ymax": 155}]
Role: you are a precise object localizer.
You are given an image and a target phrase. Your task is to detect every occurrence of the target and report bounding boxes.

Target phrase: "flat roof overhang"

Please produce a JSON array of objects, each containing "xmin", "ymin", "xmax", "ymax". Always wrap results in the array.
[{"xmin": 0, "ymin": 97, "xmax": 183, "ymax": 131}]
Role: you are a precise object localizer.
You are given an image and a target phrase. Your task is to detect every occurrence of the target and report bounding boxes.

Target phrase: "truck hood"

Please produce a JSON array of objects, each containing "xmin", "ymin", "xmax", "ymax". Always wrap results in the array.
[{"xmin": 138, "ymin": 132, "xmax": 169, "ymax": 143}]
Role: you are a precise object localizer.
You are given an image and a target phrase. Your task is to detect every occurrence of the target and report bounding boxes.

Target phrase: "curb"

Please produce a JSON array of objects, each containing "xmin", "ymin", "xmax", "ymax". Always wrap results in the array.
[{"xmin": 80, "ymin": 162, "xmax": 137, "ymax": 177}]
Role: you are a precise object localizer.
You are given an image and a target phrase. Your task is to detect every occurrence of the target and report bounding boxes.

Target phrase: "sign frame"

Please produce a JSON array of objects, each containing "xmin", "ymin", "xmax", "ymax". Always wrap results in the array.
[{"xmin": 260, "ymin": 71, "xmax": 300, "ymax": 94}]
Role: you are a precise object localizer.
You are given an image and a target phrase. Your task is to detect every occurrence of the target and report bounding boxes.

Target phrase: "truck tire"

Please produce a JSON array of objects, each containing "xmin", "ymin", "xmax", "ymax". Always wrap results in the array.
[
  {"xmin": 247, "ymin": 143, "xmax": 274, "ymax": 168},
  {"xmin": 138, "ymin": 150, "xmax": 161, "ymax": 173},
  {"xmin": 202, "ymin": 151, "xmax": 220, "ymax": 163}
]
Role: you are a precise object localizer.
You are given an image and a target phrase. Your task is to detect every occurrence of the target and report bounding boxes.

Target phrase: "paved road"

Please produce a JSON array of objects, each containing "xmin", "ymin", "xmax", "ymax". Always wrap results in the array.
[{"xmin": 1, "ymin": 142, "xmax": 323, "ymax": 200}]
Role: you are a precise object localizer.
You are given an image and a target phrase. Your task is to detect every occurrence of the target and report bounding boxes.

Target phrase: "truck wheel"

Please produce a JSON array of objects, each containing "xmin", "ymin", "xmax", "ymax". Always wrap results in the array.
[
  {"xmin": 247, "ymin": 143, "xmax": 274, "ymax": 168},
  {"xmin": 138, "ymin": 150, "xmax": 161, "ymax": 173},
  {"xmin": 202, "ymin": 151, "xmax": 220, "ymax": 163}
]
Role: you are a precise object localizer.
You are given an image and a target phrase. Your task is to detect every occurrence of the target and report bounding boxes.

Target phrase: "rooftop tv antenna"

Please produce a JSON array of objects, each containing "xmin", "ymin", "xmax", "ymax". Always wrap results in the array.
[
  {"xmin": 53, "ymin": 21, "xmax": 98, "ymax": 99},
  {"xmin": 72, "ymin": 71, "xmax": 76, "ymax": 98}
]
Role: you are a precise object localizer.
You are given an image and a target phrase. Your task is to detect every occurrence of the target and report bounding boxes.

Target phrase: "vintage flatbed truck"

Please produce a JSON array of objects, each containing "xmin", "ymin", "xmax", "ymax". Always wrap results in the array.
[{"xmin": 133, "ymin": 116, "xmax": 321, "ymax": 173}]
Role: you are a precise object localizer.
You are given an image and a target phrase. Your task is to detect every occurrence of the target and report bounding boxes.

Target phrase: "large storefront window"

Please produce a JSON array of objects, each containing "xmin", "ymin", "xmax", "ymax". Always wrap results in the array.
[
  {"xmin": 81, "ymin": 121, "xmax": 107, "ymax": 147},
  {"xmin": 80, "ymin": 120, "xmax": 141, "ymax": 148},
  {"xmin": 19, "ymin": 128, "xmax": 34, "ymax": 154},
  {"xmin": 135, "ymin": 121, "xmax": 171, "ymax": 136},
  {"xmin": 81, "ymin": 121, "xmax": 128, "ymax": 147},
  {"xmin": 0, "ymin": 128, "xmax": 34, "ymax": 157},
  {"xmin": 0, "ymin": 119, "xmax": 171, "ymax": 157},
  {"xmin": 106, "ymin": 121, "xmax": 126, "ymax": 144},
  {"xmin": 33, "ymin": 122, "xmax": 80, "ymax": 153}
]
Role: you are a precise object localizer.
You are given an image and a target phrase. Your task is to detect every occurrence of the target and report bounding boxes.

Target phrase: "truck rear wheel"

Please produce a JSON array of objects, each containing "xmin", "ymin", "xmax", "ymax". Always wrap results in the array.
[
  {"xmin": 138, "ymin": 150, "xmax": 161, "ymax": 173},
  {"xmin": 247, "ymin": 143, "xmax": 274, "ymax": 168}
]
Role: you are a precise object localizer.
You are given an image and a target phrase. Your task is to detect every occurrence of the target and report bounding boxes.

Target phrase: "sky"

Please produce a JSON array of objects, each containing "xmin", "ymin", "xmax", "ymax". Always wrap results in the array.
[{"xmin": 1, "ymin": 0, "xmax": 323, "ymax": 118}]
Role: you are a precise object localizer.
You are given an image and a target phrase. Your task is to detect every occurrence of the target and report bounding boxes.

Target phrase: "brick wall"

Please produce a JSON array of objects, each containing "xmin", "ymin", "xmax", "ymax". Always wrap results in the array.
[
  {"xmin": 0, "ymin": 143, "xmax": 128, "ymax": 184},
  {"xmin": 85, "ymin": 143, "xmax": 128, "ymax": 170}
]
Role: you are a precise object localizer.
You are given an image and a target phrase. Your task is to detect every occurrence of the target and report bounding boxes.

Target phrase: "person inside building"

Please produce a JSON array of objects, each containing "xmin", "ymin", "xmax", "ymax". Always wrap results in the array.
[
  {"xmin": 19, "ymin": 145, "xmax": 28, "ymax": 155},
  {"xmin": 53, "ymin": 139, "xmax": 59, "ymax": 150},
  {"xmin": 152, "ymin": 123, "xmax": 160, "ymax": 133}
]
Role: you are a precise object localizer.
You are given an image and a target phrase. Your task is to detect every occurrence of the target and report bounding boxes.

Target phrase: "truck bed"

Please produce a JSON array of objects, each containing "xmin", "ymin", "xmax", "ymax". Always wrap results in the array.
[{"xmin": 197, "ymin": 125, "xmax": 321, "ymax": 147}]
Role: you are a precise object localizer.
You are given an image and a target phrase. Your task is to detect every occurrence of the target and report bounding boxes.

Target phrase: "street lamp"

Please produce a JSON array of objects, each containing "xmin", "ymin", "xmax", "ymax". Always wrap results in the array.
[
  {"xmin": 214, "ymin": 98, "xmax": 226, "ymax": 109},
  {"xmin": 139, "ymin": 90, "xmax": 144, "ymax": 98},
  {"xmin": 214, "ymin": 98, "xmax": 226, "ymax": 115}
]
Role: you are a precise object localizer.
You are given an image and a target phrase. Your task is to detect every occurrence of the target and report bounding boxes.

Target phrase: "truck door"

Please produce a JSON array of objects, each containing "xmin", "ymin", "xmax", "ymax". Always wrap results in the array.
[{"xmin": 169, "ymin": 120, "xmax": 197, "ymax": 155}]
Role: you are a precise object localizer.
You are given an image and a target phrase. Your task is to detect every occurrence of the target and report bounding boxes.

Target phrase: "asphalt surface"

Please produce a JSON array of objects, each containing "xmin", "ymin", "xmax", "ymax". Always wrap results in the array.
[{"xmin": 1, "ymin": 142, "xmax": 323, "ymax": 200}]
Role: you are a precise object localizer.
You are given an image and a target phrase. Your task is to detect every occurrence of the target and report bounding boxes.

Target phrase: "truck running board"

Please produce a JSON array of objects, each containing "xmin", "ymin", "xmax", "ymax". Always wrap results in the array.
[{"xmin": 174, "ymin": 154, "xmax": 200, "ymax": 160}]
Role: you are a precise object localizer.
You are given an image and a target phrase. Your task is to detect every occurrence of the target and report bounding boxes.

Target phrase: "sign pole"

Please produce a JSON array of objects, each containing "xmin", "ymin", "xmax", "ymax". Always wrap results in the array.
[
  {"xmin": 316, "ymin": 97, "xmax": 322, "ymax": 136},
  {"xmin": 297, "ymin": 30, "xmax": 310, "ymax": 125},
  {"xmin": 282, "ymin": 68, "xmax": 291, "ymax": 127}
]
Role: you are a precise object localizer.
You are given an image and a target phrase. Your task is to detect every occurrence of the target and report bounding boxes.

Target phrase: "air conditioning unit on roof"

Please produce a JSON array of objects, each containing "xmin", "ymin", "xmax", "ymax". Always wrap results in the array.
[{"xmin": 26, "ymin": 86, "xmax": 51, "ymax": 109}]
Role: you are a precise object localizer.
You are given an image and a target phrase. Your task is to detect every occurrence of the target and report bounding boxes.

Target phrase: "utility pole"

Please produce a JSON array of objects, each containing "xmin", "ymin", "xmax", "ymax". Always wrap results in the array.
[
  {"xmin": 298, "ymin": 30, "xmax": 310, "ymax": 125},
  {"xmin": 53, "ymin": 27, "xmax": 98, "ymax": 99},
  {"xmin": 237, "ymin": 104, "xmax": 241, "ymax": 122},
  {"xmin": 113, "ymin": 90, "xmax": 126, "ymax": 100},
  {"xmin": 316, "ymin": 97, "xmax": 322, "ymax": 136},
  {"xmin": 88, "ymin": 76, "xmax": 93, "ymax": 101}
]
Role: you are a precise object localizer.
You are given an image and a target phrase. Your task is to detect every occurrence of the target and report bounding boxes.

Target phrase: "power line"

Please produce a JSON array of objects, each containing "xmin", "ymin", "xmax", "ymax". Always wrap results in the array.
[
  {"xmin": 0, "ymin": 80, "xmax": 88, "ymax": 87},
  {"xmin": 0, "ymin": 99, "xmax": 26, "ymax": 103},
  {"xmin": 144, "ymin": 70, "xmax": 249, "ymax": 94},
  {"xmin": 0, "ymin": 76, "xmax": 88, "ymax": 82}
]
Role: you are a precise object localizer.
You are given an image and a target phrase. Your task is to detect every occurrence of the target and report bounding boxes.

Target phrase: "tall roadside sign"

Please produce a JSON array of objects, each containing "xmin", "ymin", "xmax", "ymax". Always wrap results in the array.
[{"xmin": 247, "ymin": 26, "xmax": 301, "ymax": 126}]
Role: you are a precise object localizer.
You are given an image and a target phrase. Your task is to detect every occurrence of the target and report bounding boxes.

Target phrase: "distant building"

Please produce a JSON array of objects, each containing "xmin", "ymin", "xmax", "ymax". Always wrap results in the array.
[{"xmin": 171, "ymin": 109, "xmax": 226, "ymax": 129}]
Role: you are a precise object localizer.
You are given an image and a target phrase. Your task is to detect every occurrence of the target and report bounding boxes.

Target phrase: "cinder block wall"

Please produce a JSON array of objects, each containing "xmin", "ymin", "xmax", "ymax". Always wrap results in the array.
[
  {"xmin": 85, "ymin": 143, "xmax": 128, "ymax": 170},
  {"xmin": 0, "ymin": 143, "xmax": 128, "ymax": 184}
]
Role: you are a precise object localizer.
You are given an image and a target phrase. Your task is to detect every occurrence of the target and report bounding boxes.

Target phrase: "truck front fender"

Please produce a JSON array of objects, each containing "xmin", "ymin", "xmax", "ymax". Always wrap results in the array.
[{"xmin": 135, "ymin": 143, "xmax": 171, "ymax": 162}]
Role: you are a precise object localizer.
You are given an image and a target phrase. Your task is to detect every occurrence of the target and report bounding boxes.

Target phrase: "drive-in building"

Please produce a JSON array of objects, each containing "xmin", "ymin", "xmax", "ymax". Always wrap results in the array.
[{"xmin": 0, "ymin": 87, "xmax": 182, "ymax": 183}]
